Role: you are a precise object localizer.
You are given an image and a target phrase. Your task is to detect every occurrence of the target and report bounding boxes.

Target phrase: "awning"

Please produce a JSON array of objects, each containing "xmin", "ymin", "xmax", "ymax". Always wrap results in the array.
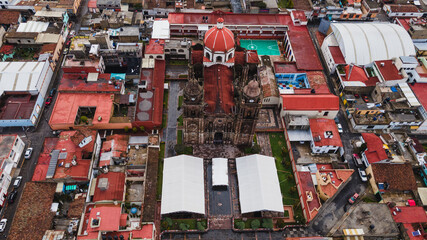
[{"xmin": 212, "ymin": 158, "xmax": 228, "ymax": 187}]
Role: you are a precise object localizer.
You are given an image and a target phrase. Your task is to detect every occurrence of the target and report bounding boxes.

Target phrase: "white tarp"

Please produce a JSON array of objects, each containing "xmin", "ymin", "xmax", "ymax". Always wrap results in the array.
[
  {"xmin": 236, "ymin": 154, "xmax": 284, "ymax": 214},
  {"xmin": 161, "ymin": 155, "xmax": 205, "ymax": 215},
  {"xmin": 17, "ymin": 21, "xmax": 49, "ymax": 32},
  {"xmin": 152, "ymin": 20, "xmax": 170, "ymax": 39},
  {"xmin": 212, "ymin": 158, "xmax": 228, "ymax": 187},
  {"xmin": 287, "ymin": 129, "xmax": 312, "ymax": 142}
]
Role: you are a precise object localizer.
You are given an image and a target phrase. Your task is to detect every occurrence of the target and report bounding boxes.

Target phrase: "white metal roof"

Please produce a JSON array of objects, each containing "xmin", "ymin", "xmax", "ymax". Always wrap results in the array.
[
  {"xmin": 17, "ymin": 21, "xmax": 49, "ymax": 32},
  {"xmin": 287, "ymin": 129, "xmax": 312, "ymax": 142},
  {"xmin": 418, "ymin": 187, "xmax": 427, "ymax": 206},
  {"xmin": 236, "ymin": 154, "xmax": 284, "ymax": 214},
  {"xmin": 152, "ymin": 20, "xmax": 170, "ymax": 39},
  {"xmin": 0, "ymin": 61, "xmax": 48, "ymax": 95},
  {"xmin": 331, "ymin": 23, "xmax": 415, "ymax": 65},
  {"xmin": 35, "ymin": 33, "xmax": 60, "ymax": 43},
  {"xmin": 34, "ymin": 10, "xmax": 65, "ymax": 18},
  {"xmin": 212, "ymin": 158, "xmax": 228, "ymax": 187},
  {"xmin": 161, "ymin": 155, "xmax": 205, "ymax": 215},
  {"xmin": 398, "ymin": 82, "xmax": 421, "ymax": 107}
]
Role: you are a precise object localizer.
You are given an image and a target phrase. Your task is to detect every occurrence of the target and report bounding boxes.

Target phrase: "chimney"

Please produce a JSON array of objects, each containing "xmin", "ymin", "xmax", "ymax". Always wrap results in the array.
[
  {"xmin": 217, "ymin": 18, "xmax": 224, "ymax": 29},
  {"xmin": 380, "ymin": 62, "xmax": 385, "ymax": 67}
]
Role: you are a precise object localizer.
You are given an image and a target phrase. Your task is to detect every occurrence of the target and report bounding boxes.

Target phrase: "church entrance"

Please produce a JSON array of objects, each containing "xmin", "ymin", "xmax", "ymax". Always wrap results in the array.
[{"xmin": 214, "ymin": 132, "xmax": 223, "ymax": 144}]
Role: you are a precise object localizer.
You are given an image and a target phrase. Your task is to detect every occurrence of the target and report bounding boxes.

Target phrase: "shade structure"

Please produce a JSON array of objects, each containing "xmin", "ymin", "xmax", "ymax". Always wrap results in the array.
[
  {"xmin": 212, "ymin": 158, "xmax": 229, "ymax": 187},
  {"xmin": 236, "ymin": 154, "xmax": 284, "ymax": 214},
  {"xmin": 331, "ymin": 22, "xmax": 415, "ymax": 65},
  {"xmin": 161, "ymin": 155, "xmax": 205, "ymax": 215}
]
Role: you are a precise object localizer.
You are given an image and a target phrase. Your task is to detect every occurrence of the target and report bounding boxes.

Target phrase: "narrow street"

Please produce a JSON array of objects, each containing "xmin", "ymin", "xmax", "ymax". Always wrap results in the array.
[{"xmin": 163, "ymin": 81, "xmax": 181, "ymax": 158}]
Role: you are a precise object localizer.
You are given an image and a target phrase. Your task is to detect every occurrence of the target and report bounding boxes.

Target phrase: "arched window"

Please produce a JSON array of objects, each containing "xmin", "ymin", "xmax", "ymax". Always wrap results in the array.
[
  {"xmin": 149, "ymin": 55, "xmax": 154, "ymax": 59},
  {"xmin": 206, "ymin": 52, "xmax": 211, "ymax": 60},
  {"xmin": 216, "ymin": 56, "xmax": 222, "ymax": 62}
]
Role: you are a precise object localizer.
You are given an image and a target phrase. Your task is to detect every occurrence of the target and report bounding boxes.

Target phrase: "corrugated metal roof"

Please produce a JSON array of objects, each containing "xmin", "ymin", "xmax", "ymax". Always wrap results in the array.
[
  {"xmin": 34, "ymin": 10, "xmax": 65, "ymax": 18},
  {"xmin": 0, "ymin": 61, "xmax": 48, "ymax": 95},
  {"xmin": 35, "ymin": 33, "xmax": 60, "ymax": 43},
  {"xmin": 17, "ymin": 21, "xmax": 49, "ymax": 32},
  {"xmin": 398, "ymin": 82, "xmax": 421, "ymax": 107},
  {"xmin": 212, "ymin": 158, "xmax": 228, "ymax": 187},
  {"xmin": 46, "ymin": 150, "xmax": 60, "ymax": 179}
]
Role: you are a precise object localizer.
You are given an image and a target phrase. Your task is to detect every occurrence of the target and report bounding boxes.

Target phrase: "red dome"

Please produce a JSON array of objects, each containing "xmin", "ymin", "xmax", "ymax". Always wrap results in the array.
[{"xmin": 204, "ymin": 24, "xmax": 235, "ymax": 53}]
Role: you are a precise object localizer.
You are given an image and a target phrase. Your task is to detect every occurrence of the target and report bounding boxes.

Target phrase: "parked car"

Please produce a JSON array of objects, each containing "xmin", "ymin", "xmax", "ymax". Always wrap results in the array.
[
  {"xmin": 13, "ymin": 176, "xmax": 22, "ymax": 188},
  {"xmin": 337, "ymin": 123, "xmax": 343, "ymax": 133},
  {"xmin": 24, "ymin": 147, "xmax": 33, "ymax": 160},
  {"xmin": 45, "ymin": 96, "xmax": 53, "ymax": 106},
  {"xmin": 362, "ymin": 95, "xmax": 369, "ymax": 103},
  {"xmin": 352, "ymin": 153, "xmax": 363, "ymax": 167},
  {"xmin": 354, "ymin": 94, "xmax": 360, "ymax": 98},
  {"xmin": 358, "ymin": 168, "xmax": 368, "ymax": 182},
  {"xmin": 8, "ymin": 190, "xmax": 17, "ymax": 203},
  {"xmin": 0, "ymin": 219, "xmax": 7, "ymax": 232},
  {"xmin": 49, "ymin": 88, "xmax": 56, "ymax": 97},
  {"xmin": 348, "ymin": 193, "xmax": 359, "ymax": 204}
]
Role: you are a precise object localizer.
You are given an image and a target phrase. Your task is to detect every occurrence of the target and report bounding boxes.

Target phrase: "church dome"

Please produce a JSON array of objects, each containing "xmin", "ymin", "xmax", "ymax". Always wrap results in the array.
[{"xmin": 204, "ymin": 18, "xmax": 235, "ymax": 53}]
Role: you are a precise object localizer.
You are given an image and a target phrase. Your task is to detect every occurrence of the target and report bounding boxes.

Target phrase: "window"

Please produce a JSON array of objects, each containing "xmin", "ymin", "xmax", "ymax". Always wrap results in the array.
[
  {"xmin": 216, "ymin": 56, "xmax": 222, "ymax": 62},
  {"xmin": 149, "ymin": 55, "xmax": 154, "ymax": 59},
  {"xmin": 323, "ymin": 111, "xmax": 329, "ymax": 116},
  {"xmin": 349, "ymin": 14, "xmax": 355, "ymax": 18},
  {"xmin": 206, "ymin": 52, "xmax": 210, "ymax": 60},
  {"xmin": 178, "ymin": 49, "xmax": 184, "ymax": 53}
]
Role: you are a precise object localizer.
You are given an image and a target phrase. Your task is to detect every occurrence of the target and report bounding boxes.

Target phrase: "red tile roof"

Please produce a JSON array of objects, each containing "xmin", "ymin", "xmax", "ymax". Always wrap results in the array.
[
  {"xmin": 204, "ymin": 22, "xmax": 235, "ymax": 52},
  {"xmin": 281, "ymin": 94, "xmax": 339, "ymax": 111},
  {"xmin": 344, "ymin": 65, "xmax": 379, "ymax": 87},
  {"xmin": 203, "ymin": 64, "xmax": 235, "ymax": 113},
  {"xmin": 88, "ymin": 0, "xmax": 97, "ymax": 8},
  {"xmin": 395, "ymin": 18, "xmax": 411, "ymax": 31},
  {"xmin": 99, "ymin": 134, "xmax": 129, "ymax": 167},
  {"xmin": 191, "ymin": 49, "xmax": 203, "ymax": 64},
  {"xmin": 88, "ymin": 206, "xmax": 121, "ymax": 232},
  {"xmin": 309, "ymin": 118, "xmax": 343, "ymax": 147},
  {"xmin": 0, "ymin": 45, "xmax": 14, "ymax": 54},
  {"xmin": 329, "ymin": 46, "xmax": 346, "ymax": 64},
  {"xmin": 298, "ymin": 171, "xmax": 321, "ymax": 221},
  {"xmin": 361, "ymin": 133, "xmax": 388, "ymax": 164},
  {"xmin": 287, "ymin": 27, "xmax": 323, "ymax": 71},
  {"xmin": 0, "ymin": 10, "xmax": 20, "ymax": 25},
  {"xmin": 145, "ymin": 39, "xmax": 165, "ymax": 55},
  {"xmin": 246, "ymin": 50, "xmax": 259, "ymax": 64},
  {"xmin": 388, "ymin": 4, "xmax": 420, "ymax": 13},
  {"xmin": 410, "ymin": 83, "xmax": 427, "ymax": 110},
  {"xmin": 93, "ymin": 172, "xmax": 125, "ymax": 202},
  {"xmin": 40, "ymin": 43, "xmax": 57, "ymax": 54},
  {"xmin": 371, "ymin": 163, "xmax": 417, "ymax": 191},
  {"xmin": 375, "ymin": 60, "xmax": 402, "ymax": 81},
  {"xmin": 120, "ymin": 213, "xmax": 128, "ymax": 227},
  {"xmin": 391, "ymin": 206, "xmax": 427, "ymax": 224},
  {"xmin": 59, "ymin": 73, "xmax": 119, "ymax": 92},
  {"xmin": 32, "ymin": 137, "xmax": 59, "ymax": 181}
]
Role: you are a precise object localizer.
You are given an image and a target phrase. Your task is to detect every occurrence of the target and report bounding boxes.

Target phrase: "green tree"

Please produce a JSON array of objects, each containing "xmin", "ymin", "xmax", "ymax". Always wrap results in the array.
[
  {"xmin": 80, "ymin": 116, "xmax": 88, "ymax": 123},
  {"xmin": 197, "ymin": 222, "xmax": 205, "ymax": 231},
  {"xmin": 139, "ymin": 126, "xmax": 145, "ymax": 132},
  {"xmin": 251, "ymin": 219, "xmax": 260, "ymax": 229},
  {"xmin": 235, "ymin": 221, "xmax": 245, "ymax": 230},
  {"xmin": 276, "ymin": 219, "xmax": 286, "ymax": 228},
  {"xmin": 165, "ymin": 217, "xmax": 173, "ymax": 227},
  {"xmin": 179, "ymin": 223, "xmax": 189, "ymax": 231},
  {"xmin": 124, "ymin": 126, "xmax": 129, "ymax": 132},
  {"xmin": 132, "ymin": 127, "xmax": 138, "ymax": 133},
  {"xmin": 262, "ymin": 218, "xmax": 274, "ymax": 229}
]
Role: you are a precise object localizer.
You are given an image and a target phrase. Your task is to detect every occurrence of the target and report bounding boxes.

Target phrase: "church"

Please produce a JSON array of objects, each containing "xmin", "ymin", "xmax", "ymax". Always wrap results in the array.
[{"xmin": 182, "ymin": 18, "xmax": 262, "ymax": 145}]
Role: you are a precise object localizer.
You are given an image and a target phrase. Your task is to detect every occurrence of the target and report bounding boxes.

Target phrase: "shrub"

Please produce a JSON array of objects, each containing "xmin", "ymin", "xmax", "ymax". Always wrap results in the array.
[
  {"xmin": 165, "ymin": 217, "xmax": 173, "ymax": 227},
  {"xmin": 197, "ymin": 222, "xmax": 205, "ymax": 231},
  {"xmin": 132, "ymin": 127, "xmax": 138, "ymax": 133},
  {"xmin": 251, "ymin": 219, "xmax": 260, "ymax": 229},
  {"xmin": 161, "ymin": 220, "xmax": 169, "ymax": 229},
  {"xmin": 179, "ymin": 223, "xmax": 189, "ymax": 231},
  {"xmin": 287, "ymin": 174, "xmax": 294, "ymax": 181},
  {"xmin": 281, "ymin": 146, "xmax": 289, "ymax": 155},
  {"xmin": 276, "ymin": 219, "xmax": 286, "ymax": 228},
  {"xmin": 124, "ymin": 126, "xmax": 129, "ymax": 132},
  {"xmin": 235, "ymin": 221, "xmax": 245, "ymax": 230},
  {"xmin": 139, "ymin": 126, "xmax": 145, "ymax": 132},
  {"xmin": 244, "ymin": 144, "xmax": 261, "ymax": 154},
  {"xmin": 262, "ymin": 218, "xmax": 274, "ymax": 229},
  {"xmin": 289, "ymin": 186, "xmax": 297, "ymax": 194},
  {"xmin": 80, "ymin": 116, "xmax": 88, "ymax": 123}
]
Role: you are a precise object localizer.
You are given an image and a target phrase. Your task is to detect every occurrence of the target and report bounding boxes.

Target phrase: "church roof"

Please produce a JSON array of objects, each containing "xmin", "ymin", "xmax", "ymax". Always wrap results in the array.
[{"xmin": 204, "ymin": 18, "xmax": 235, "ymax": 53}]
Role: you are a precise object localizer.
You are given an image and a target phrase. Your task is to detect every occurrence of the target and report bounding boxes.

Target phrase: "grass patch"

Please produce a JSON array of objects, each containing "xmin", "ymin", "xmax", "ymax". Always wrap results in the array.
[
  {"xmin": 178, "ymin": 115, "xmax": 183, "ymax": 126},
  {"xmin": 269, "ymin": 132, "xmax": 305, "ymax": 224},
  {"xmin": 156, "ymin": 142, "xmax": 165, "ymax": 200},
  {"xmin": 162, "ymin": 90, "xmax": 169, "ymax": 129},
  {"xmin": 177, "ymin": 130, "xmax": 183, "ymax": 145},
  {"xmin": 278, "ymin": 0, "xmax": 293, "ymax": 8},
  {"xmin": 178, "ymin": 95, "xmax": 184, "ymax": 108}
]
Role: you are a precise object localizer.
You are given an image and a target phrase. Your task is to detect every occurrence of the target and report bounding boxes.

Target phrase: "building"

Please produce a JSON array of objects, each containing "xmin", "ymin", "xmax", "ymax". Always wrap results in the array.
[
  {"xmin": 383, "ymin": 4, "xmax": 423, "ymax": 18},
  {"xmin": 280, "ymin": 93, "xmax": 339, "ymax": 120},
  {"xmin": 309, "ymin": 118, "xmax": 343, "ymax": 154},
  {"xmin": 236, "ymin": 154, "xmax": 284, "ymax": 215},
  {"xmin": 0, "ymin": 10, "xmax": 22, "ymax": 30},
  {"xmin": 0, "ymin": 60, "xmax": 53, "ymax": 127},
  {"xmin": 321, "ymin": 22, "xmax": 416, "ymax": 73},
  {"xmin": 0, "ymin": 134, "xmax": 25, "ymax": 206},
  {"xmin": 161, "ymin": 155, "xmax": 205, "ymax": 216},
  {"xmin": 395, "ymin": 18, "xmax": 427, "ymax": 39},
  {"xmin": 390, "ymin": 206, "xmax": 427, "ymax": 239},
  {"xmin": 32, "ymin": 130, "xmax": 97, "ymax": 182},
  {"xmin": 410, "ymin": 83, "xmax": 427, "ymax": 132},
  {"xmin": 182, "ymin": 19, "xmax": 261, "ymax": 145},
  {"xmin": 360, "ymin": 133, "xmax": 389, "ymax": 166}
]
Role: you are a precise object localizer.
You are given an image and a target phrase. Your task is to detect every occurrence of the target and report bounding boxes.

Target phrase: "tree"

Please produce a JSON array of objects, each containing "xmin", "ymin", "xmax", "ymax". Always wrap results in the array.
[
  {"xmin": 80, "ymin": 116, "xmax": 88, "ymax": 124},
  {"xmin": 235, "ymin": 221, "xmax": 245, "ymax": 230},
  {"xmin": 161, "ymin": 220, "xmax": 169, "ymax": 230},
  {"xmin": 165, "ymin": 217, "xmax": 173, "ymax": 227},
  {"xmin": 179, "ymin": 223, "xmax": 189, "ymax": 231},
  {"xmin": 139, "ymin": 126, "xmax": 145, "ymax": 132},
  {"xmin": 287, "ymin": 174, "xmax": 294, "ymax": 181},
  {"xmin": 276, "ymin": 219, "xmax": 286, "ymax": 228},
  {"xmin": 262, "ymin": 218, "xmax": 274, "ymax": 229},
  {"xmin": 251, "ymin": 219, "xmax": 260, "ymax": 229},
  {"xmin": 132, "ymin": 127, "xmax": 138, "ymax": 133},
  {"xmin": 124, "ymin": 126, "xmax": 129, "ymax": 133},
  {"xmin": 197, "ymin": 222, "xmax": 205, "ymax": 231}
]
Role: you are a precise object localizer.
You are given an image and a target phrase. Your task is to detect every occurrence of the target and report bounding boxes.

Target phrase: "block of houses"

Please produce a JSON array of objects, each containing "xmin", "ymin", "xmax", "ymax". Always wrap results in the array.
[
  {"xmin": 383, "ymin": 4, "xmax": 423, "ymax": 18},
  {"xmin": 309, "ymin": 118, "xmax": 343, "ymax": 154}
]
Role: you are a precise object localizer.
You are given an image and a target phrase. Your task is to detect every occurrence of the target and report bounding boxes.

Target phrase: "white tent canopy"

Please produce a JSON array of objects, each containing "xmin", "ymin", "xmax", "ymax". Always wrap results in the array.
[
  {"xmin": 161, "ymin": 155, "xmax": 205, "ymax": 215},
  {"xmin": 331, "ymin": 23, "xmax": 415, "ymax": 65},
  {"xmin": 212, "ymin": 158, "xmax": 228, "ymax": 187},
  {"xmin": 152, "ymin": 20, "xmax": 170, "ymax": 39},
  {"xmin": 236, "ymin": 154, "xmax": 284, "ymax": 214}
]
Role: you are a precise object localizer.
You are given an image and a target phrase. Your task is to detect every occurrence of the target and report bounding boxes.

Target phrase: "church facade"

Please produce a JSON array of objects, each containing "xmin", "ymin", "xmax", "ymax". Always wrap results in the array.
[{"xmin": 182, "ymin": 18, "xmax": 262, "ymax": 145}]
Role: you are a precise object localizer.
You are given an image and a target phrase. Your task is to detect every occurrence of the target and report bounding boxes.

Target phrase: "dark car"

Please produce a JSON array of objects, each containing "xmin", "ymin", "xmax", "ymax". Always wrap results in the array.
[
  {"xmin": 45, "ymin": 96, "xmax": 53, "ymax": 106},
  {"xmin": 49, "ymin": 88, "xmax": 56, "ymax": 97},
  {"xmin": 8, "ymin": 190, "xmax": 17, "ymax": 203},
  {"xmin": 354, "ymin": 94, "xmax": 360, "ymax": 98}
]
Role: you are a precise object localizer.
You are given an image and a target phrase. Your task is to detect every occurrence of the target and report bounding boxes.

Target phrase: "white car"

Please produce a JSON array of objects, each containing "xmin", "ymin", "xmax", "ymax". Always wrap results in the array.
[
  {"xmin": 358, "ymin": 168, "xmax": 368, "ymax": 182},
  {"xmin": 24, "ymin": 148, "xmax": 33, "ymax": 160},
  {"xmin": 13, "ymin": 176, "xmax": 22, "ymax": 188},
  {"xmin": 337, "ymin": 123, "xmax": 343, "ymax": 133},
  {"xmin": 0, "ymin": 219, "xmax": 7, "ymax": 232}
]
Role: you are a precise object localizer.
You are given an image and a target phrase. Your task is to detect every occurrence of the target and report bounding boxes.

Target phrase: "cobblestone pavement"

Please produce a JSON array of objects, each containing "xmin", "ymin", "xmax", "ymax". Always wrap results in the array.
[
  {"xmin": 256, "ymin": 133, "xmax": 273, "ymax": 157},
  {"xmin": 164, "ymin": 81, "xmax": 182, "ymax": 157},
  {"xmin": 192, "ymin": 144, "xmax": 243, "ymax": 159}
]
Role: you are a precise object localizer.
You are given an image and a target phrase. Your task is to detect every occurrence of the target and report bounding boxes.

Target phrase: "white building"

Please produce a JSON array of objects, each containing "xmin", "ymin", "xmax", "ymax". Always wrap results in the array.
[
  {"xmin": 0, "ymin": 60, "xmax": 53, "ymax": 127},
  {"xmin": 383, "ymin": 4, "xmax": 423, "ymax": 18},
  {"xmin": 0, "ymin": 134, "xmax": 25, "ymax": 207},
  {"xmin": 321, "ymin": 22, "xmax": 416, "ymax": 73}
]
